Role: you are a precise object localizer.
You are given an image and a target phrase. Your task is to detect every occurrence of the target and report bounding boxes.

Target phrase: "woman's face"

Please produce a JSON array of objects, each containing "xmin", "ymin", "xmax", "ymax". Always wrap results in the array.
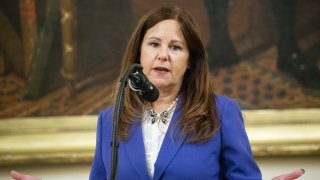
[{"xmin": 140, "ymin": 20, "xmax": 189, "ymax": 92}]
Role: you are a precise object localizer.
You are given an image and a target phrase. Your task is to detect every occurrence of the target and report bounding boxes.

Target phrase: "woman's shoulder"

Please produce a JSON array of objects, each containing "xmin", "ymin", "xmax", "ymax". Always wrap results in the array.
[
  {"xmin": 98, "ymin": 106, "xmax": 114, "ymax": 121},
  {"xmin": 213, "ymin": 93, "xmax": 241, "ymax": 115},
  {"xmin": 214, "ymin": 93, "xmax": 237, "ymax": 107},
  {"xmin": 213, "ymin": 94, "xmax": 244, "ymax": 126}
]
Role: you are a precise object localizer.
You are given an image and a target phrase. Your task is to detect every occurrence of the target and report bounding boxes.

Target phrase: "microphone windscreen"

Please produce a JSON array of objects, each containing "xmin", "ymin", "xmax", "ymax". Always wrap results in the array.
[{"xmin": 141, "ymin": 86, "xmax": 159, "ymax": 103}]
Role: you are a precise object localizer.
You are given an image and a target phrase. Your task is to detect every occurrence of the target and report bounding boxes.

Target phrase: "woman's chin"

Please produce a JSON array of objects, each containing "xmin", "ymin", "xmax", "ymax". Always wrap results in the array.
[{"xmin": 152, "ymin": 82, "xmax": 171, "ymax": 90}]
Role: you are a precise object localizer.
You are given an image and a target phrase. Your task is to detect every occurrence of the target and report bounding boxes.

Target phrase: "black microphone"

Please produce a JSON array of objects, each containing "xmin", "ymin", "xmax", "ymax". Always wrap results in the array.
[{"xmin": 128, "ymin": 64, "xmax": 159, "ymax": 102}]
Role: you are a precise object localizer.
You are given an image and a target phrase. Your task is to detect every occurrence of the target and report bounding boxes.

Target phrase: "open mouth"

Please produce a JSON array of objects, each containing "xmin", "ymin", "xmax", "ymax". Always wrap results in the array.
[{"xmin": 154, "ymin": 67, "xmax": 169, "ymax": 72}]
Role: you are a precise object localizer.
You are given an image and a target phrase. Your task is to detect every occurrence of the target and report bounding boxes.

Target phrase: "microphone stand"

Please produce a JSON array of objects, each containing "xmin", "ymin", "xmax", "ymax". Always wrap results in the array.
[{"xmin": 110, "ymin": 64, "xmax": 140, "ymax": 180}]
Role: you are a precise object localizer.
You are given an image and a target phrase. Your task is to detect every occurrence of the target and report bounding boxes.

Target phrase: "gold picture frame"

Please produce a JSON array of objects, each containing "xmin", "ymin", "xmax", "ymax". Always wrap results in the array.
[{"xmin": 1, "ymin": 108, "xmax": 320, "ymax": 166}]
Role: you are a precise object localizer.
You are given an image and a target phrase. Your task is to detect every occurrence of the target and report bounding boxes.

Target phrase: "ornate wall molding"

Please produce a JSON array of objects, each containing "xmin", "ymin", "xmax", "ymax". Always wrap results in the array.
[{"xmin": 1, "ymin": 109, "xmax": 320, "ymax": 166}]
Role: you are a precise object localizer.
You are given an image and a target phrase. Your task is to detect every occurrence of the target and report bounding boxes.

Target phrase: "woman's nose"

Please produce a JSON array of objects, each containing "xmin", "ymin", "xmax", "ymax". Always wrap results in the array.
[{"xmin": 157, "ymin": 47, "xmax": 169, "ymax": 61}]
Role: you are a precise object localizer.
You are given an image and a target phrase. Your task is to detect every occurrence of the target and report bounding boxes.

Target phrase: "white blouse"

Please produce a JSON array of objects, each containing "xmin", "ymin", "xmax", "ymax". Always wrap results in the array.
[{"xmin": 141, "ymin": 107, "xmax": 176, "ymax": 178}]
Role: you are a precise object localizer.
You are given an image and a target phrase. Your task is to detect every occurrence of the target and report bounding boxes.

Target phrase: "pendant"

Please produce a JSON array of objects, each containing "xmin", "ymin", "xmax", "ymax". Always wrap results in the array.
[
  {"xmin": 150, "ymin": 109, "xmax": 169, "ymax": 124},
  {"xmin": 150, "ymin": 109, "xmax": 157, "ymax": 124},
  {"xmin": 160, "ymin": 111, "xmax": 168, "ymax": 124}
]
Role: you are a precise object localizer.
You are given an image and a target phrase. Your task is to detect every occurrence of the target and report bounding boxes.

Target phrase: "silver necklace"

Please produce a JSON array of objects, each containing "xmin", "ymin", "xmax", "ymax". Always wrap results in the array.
[{"xmin": 150, "ymin": 97, "xmax": 178, "ymax": 124}]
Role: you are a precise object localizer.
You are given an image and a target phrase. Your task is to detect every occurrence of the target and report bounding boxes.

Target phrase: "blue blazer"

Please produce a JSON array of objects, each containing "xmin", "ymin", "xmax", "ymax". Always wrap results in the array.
[{"xmin": 90, "ymin": 94, "xmax": 262, "ymax": 180}]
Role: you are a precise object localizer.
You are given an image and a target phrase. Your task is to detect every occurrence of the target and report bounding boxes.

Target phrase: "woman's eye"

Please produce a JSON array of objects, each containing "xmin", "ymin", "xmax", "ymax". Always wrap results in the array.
[
  {"xmin": 170, "ymin": 45, "xmax": 182, "ymax": 51},
  {"xmin": 149, "ymin": 42, "xmax": 159, "ymax": 47}
]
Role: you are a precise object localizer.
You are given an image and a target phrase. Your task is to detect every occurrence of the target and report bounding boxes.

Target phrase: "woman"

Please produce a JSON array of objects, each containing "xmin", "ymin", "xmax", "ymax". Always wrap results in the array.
[
  {"xmin": 92, "ymin": 6, "xmax": 258, "ymax": 179},
  {"xmin": 10, "ymin": 6, "xmax": 305, "ymax": 180}
]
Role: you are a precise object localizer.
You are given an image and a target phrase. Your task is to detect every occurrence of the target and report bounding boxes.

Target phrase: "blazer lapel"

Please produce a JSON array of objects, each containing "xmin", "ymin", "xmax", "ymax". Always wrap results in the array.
[
  {"xmin": 123, "ymin": 122, "xmax": 150, "ymax": 180},
  {"xmin": 153, "ymin": 98, "xmax": 187, "ymax": 180}
]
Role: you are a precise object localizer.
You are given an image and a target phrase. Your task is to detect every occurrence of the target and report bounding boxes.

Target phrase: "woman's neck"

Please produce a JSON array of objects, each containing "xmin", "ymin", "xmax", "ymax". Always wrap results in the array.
[{"xmin": 152, "ymin": 89, "xmax": 179, "ymax": 113}]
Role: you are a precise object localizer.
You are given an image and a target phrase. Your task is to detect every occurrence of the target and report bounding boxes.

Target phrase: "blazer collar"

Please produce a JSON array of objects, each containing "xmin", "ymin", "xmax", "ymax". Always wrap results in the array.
[
  {"xmin": 123, "ymin": 122, "xmax": 150, "ymax": 180},
  {"xmin": 123, "ymin": 96, "xmax": 187, "ymax": 180},
  {"xmin": 153, "ymin": 98, "xmax": 188, "ymax": 180}
]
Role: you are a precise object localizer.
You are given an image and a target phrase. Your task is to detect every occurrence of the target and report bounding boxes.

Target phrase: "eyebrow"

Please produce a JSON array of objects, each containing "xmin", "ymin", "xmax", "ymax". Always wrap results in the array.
[{"xmin": 147, "ymin": 37, "xmax": 186, "ymax": 45}]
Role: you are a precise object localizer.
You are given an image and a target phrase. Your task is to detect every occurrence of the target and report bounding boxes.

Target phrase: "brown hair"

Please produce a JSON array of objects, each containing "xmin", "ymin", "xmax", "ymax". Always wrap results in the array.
[{"xmin": 115, "ymin": 6, "xmax": 219, "ymax": 143}]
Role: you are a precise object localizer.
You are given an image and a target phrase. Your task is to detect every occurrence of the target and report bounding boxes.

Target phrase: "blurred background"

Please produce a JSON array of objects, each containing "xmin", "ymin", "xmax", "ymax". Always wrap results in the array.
[{"xmin": 0, "ymin": 0, "xmax": 319, "ymax": 118}]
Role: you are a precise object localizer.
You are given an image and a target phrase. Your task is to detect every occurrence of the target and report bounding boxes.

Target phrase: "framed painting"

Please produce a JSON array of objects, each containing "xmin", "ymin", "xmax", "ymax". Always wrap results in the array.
[{"xmin": 0, "ymin": 0, "xmax": 319, "ymax": 166}]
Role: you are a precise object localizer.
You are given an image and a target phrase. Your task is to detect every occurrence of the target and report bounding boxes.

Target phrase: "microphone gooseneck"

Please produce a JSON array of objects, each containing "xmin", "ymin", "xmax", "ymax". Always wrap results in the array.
[{"xmin": 110, "ymin": 63, "xmax": 159, "ymax": 180}]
